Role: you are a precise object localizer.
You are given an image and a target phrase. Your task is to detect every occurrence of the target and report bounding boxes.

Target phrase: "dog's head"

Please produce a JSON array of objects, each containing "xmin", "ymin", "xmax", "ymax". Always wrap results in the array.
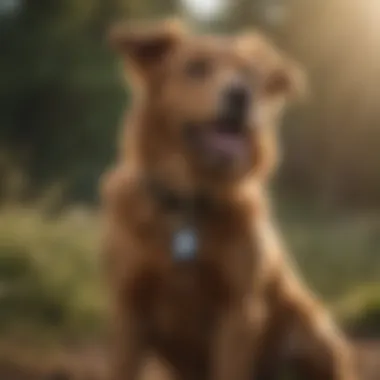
[{"xmin": 109, "ymin": 19, "xmax": 305, "ymax": 188}]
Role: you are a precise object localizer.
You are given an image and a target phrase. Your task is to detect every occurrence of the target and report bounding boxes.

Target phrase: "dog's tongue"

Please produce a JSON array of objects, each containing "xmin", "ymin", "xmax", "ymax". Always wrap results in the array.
[{"xmin": 206, "ymin": 132, "xmax": 246, "ymax": 157}]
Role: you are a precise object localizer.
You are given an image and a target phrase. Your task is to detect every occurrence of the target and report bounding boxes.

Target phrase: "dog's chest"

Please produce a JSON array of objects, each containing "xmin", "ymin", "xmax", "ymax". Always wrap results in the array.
[
  {"xmin": 131, "ymin": 214, "xmax": 255, "ymax": 347},
  {"xmin": 132, "ymin": 258, "xmax": 227, "ymax": 367},
  {"xmin": 144, "ymin": 262, "xmax": 225, "ymax": 337}
]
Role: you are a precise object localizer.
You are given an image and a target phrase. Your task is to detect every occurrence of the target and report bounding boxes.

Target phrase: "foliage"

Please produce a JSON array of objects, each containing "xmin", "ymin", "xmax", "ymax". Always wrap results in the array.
[
  {"xmin": 334, "ymin": 283, "xmax": 380, "ymax": 337},
  {"xmin": 0, "ymin": 0, "xmax": 180, "ymax": 204},
  {"xmin": 0, "ymin": 206, "xmax": 105, "ymax": 340},
  {"xmin": 277, "ymin": 198, "xmax": 380, "ymax": 299}
]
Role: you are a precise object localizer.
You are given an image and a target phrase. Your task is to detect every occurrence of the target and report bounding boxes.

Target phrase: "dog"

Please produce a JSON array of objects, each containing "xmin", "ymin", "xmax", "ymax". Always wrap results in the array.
[{"xmin": 101, "ymin": 19, "xmax": 357, "ymax": 380}]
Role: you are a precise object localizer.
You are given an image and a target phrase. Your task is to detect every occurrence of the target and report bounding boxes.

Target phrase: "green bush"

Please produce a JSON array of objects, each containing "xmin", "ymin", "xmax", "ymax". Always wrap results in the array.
[
  {"xmin": 277, "ymin": 199, "xmax": 380, "ymax": 299},
  {"xmin": 0, "ymin": 207, "xmax": 106, "ymax": 340},
  {"xmin": 334, "ymin": 284, "xmax": 380, "ymax": 338}
]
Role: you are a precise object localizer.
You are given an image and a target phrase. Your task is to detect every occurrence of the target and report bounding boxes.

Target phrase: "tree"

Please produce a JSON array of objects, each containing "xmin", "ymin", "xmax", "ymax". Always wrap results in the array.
[{"xmin": 0, "ymin": 0, "xmax": 180, "ymax": 204}]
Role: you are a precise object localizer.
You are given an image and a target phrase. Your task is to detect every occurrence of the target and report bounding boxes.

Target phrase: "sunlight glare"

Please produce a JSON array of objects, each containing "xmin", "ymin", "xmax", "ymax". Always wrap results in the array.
[{"xmin": 181, "ymin": 0, "xmax": 224, "ymax": 19}]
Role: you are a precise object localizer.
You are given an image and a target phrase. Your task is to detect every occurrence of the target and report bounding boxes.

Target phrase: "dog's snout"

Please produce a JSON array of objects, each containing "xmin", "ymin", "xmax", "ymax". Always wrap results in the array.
[
  {"xmin": 220, "ymin": 83, "xmax": 251, "ymax": 128},
  {"xmin": 227, "ymin": 85, "xmax": 250, "ymax": 111}
]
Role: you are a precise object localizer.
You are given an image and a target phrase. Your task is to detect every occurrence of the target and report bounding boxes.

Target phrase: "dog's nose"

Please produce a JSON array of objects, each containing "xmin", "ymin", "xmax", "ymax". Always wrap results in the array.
[{"xmin": 221, "ymin": 83, "xmax": 251, "ymax": 128}]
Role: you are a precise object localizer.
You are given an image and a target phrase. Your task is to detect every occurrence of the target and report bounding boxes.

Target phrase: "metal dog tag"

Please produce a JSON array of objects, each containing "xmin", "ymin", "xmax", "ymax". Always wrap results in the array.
[{"xmin": 172, "ymin": 226, "xmax": 198, "ymax": 261}]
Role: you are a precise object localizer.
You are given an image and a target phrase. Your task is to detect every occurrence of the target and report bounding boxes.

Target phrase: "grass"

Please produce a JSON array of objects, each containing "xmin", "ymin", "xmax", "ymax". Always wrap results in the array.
[
  {"xmin": 0, "ymin": 206, "xmax": 106, "ymax": 343},
  {"xmin": 0, "ymin": 199, "xmax": 379, "ymax": 344},
  {"xmin": 278, "ymin": 204, "xmax": 380, "ymax": 299}
]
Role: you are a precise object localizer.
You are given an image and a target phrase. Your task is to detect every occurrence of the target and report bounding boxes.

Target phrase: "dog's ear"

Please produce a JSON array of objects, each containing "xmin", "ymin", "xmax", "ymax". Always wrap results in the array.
[
  {"xmin": 108, "ymin": 18, "xmax": 185, "ymax": 80},
  {"xmin": 237, "ymin": 31, "xmax": 307, "ymax": 101},
  {"xmin": 265, "ymin": 57, "xmax": 307, "ymax": 101}
]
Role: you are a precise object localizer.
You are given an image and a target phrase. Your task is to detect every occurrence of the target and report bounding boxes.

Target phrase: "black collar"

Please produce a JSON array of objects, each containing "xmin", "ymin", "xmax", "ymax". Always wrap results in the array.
[{"xmin": 143, "ymin": 178, "xmax": 214, "ymax": 216}]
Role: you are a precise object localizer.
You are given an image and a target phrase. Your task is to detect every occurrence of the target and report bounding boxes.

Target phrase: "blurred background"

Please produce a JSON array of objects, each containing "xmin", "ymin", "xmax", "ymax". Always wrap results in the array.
[{"xmin": 0, "ymin": 0, "xmax": 380, "ymax": 378}]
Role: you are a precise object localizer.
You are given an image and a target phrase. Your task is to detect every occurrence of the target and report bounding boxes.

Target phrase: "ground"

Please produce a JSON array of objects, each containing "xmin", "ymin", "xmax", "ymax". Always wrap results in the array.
[{"xmin": 0, "ymin": 339, "xmax": 379, "ymax": 380}]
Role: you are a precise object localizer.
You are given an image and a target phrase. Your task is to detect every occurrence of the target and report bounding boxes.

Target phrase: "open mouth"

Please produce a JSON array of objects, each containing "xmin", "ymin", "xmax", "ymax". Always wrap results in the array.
[
  {"xmin": 184, "ymin": 115, "xmax": 251, "ymax": 171},
  {"xmin": 201, "ymin": 120, "xmax": 249, "ymax": 162}
]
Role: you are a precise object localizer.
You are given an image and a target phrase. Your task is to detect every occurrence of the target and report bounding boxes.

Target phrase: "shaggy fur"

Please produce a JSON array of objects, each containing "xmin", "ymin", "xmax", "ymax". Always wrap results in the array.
[{"xmin": 101, "ymin": 19, "xmax": 357, "ymax": 380}]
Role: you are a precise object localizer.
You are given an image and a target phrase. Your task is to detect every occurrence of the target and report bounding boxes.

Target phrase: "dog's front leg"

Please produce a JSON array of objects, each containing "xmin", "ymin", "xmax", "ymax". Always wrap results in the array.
[
  {"xmin": 286, "ymin": 298, "xmax": 357, "ymax": 380},
  {"xmin": 211, "ymin": 307, "xmax": 259, "ymax": 380},
  {"xmin": 109, "ymin": 298, "xmax": 145, "ymax": 380}
]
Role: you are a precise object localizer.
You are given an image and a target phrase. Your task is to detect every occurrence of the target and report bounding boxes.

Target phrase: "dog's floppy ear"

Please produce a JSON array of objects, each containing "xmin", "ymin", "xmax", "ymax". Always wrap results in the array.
[
  {"xmin": 265, "ymin": 57, "xmax": 307, "ymax": 101},
  {"xmin": 108, "ymin": 18, "xmax": 185, "ymax": 79},
  {"xmin": 237, "ymin": 31, "xmax": 307, "ymax": 101}
]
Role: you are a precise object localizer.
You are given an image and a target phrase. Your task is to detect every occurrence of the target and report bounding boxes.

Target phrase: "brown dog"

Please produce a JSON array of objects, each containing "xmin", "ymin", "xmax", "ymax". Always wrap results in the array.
[{"xmin": 101, "ymin": 19, "xmax": 357, "ymax": 380}]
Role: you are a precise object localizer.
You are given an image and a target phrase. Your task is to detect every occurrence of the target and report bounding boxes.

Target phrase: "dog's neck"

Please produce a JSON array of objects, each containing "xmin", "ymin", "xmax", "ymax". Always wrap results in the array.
[
  {"xmin": 143, "ymin": 177, "xmax": 214, "ymax": 217},
  {"xmin": 139, "ymin": 170, "xmax": 265, "ymax": 220}
]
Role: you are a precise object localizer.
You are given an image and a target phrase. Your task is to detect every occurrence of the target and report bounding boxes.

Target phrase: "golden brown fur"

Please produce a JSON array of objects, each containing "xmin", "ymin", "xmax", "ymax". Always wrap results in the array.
[{"xmin": 101, "ymin": 19, "xmax": 357, "ymax": 380}]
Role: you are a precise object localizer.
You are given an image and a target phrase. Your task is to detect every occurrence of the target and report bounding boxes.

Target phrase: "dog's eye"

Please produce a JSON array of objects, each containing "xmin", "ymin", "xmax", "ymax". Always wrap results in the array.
[{"xmin": 184, "ymin": 59, "xmax": 211, "ymax": 79}]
